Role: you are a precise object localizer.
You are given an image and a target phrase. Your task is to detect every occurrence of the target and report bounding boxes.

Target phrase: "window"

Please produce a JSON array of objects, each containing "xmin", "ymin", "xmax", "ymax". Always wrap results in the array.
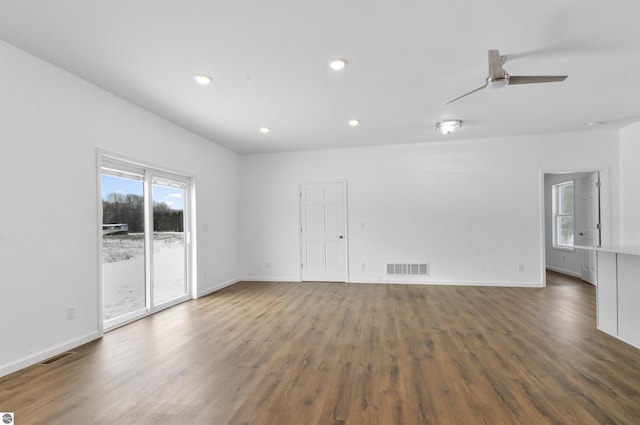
[{"xmin": 553, "ymin": 181, "xmax": 574, "ymax": 249}]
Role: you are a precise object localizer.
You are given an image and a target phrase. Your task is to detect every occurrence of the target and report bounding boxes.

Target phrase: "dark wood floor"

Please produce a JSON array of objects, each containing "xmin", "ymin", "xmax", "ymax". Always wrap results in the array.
[{"xmin": 2, "ymin": 272, "xmax": 640, "ymax": 424}]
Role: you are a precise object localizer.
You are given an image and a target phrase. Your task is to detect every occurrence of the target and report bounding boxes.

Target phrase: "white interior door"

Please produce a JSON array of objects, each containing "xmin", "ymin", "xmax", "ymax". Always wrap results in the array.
[
  {"xmin": 300, "ymin": 182, "xmax": 347, "ymax": 282},
  {"xmin": 577, "ymin": 172, "xmax": 600, "ymax": 284}
]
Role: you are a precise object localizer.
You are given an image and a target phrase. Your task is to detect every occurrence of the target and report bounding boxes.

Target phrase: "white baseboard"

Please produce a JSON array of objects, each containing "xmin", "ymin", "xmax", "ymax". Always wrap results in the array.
[
  {"xmin": 238, "ymin": 276, "xmax": 302, "ymax": 283},
  {"xmin": 347, "ymin": 277, "xmax": 544, "ymax": 288},
  {"xmin": 235, "ymin": 276, "xmax": 543, "ymax": 287},
  {"xmin": 597, "ymin": 326, "xmax": 640, "ymax": 351},
  {"xmin": 197, "ymin": 277, "xmax": 241, "ymax": 298},
  {"xmin": 545, "ymin": 266, "xmax": 582, "ymax": 278},
  {"xmin": 0, "ymin": 331, "xmax": 101, "ymax": 378}
]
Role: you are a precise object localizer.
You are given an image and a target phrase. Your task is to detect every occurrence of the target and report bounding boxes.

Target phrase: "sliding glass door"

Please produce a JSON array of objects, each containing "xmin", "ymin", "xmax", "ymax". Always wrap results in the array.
[
  {"xmin": 152, "ymin": 176, "xmax": 188, "ymax": 306},
  {"xmin": 100, "ymin": 157, "xmax": 191, "ymax": 330},
  {"xmin": 101, "ymin": 169, "xmax": 147, "ymax": 325}
]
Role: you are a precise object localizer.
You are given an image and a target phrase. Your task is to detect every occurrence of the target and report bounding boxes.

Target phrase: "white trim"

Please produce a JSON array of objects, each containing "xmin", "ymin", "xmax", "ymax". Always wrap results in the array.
[
  {"xmin": 599, "ymin": 331, "xmax": 639, "ymax": 350},
  {"xmin": 344, "ymin": 180, "xmax": 350, "ymax": 282},
  {"xmin": 103, "ymin": 297, "xmax": 192, "ymax": 333},
  {"xmin": 346, "ymin": 278, "xmax": 544, "ymax": 287},
  {"xmin": 189, "ymin": 177, "xmax": 199, "ymax": 299},
  {"xmin": 232, "ymin": 277, "xmax": 543, "ymax": 287},
  {"xmin": 598, "ymin": 169, "xmax": 612, "ymax": 246},
  {"xmin": 539, "ymin": 169, "xmax": 547, "ymax": 287},
  {"xmin": 551, "ymin": 179, "xmax": 576, "ymax": 250},
  {"xmin": 103, "ymin": 308, "xmax": 149, "ymax": 332},
  {"xmin": 545, "ymin": 266, "xmax": 582, "ymax": 278},
  {"xmin": 238, "ymin": 276, "xmax": 302, "ymax": 283},
  {"xmin": 98, "ymin": 148, "xmax": 194, "ymax": 179},
  {"xmin": 144, "ymin": 168, "xmax": 153, "ymax": 317},
  {"xmin": 96, "ymin": 151, "xmax": 105, "ymax": 337},
  {"xmin": 197, "ymin": 278, "xmax": 242, "ymax": 298},
  {"xmin": 0, "ymin": 331, "xmax": 100, "ymax": 378},
  {"xmin": 154, "ymin": 294, "xmax": 191, "ymax": 311},
  {"xmin": 552, "ymin": 246, "xmax": 576, "ymax": 253}
]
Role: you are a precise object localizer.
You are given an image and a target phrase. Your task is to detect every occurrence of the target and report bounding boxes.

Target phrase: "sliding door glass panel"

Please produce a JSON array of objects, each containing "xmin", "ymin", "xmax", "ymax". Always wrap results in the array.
[
  {"xmin": 101, "ymin": 172, "xmax": 146, "ymax": 323},
  {"xmin": 152, "ymin": 177, "xmax": 187, "ymax": 306}
]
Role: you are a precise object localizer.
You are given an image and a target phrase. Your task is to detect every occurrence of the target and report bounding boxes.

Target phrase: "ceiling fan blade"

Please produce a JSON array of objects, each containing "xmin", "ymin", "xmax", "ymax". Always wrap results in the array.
[
  {"xmin": 488, "ymin": 50, "xmax": 505, "ymax": 79},
  {"xmin": 445, "ymin": 84, "xmax": 487, "ymax": 105},
  {"xmin": 508, "ymin": 75, "xmax": 568, "ymax": 85}
]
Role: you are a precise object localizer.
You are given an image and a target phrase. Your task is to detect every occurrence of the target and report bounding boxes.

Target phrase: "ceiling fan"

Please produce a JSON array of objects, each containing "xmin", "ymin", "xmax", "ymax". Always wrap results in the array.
[{"xmin": 446, "ymin": 49, "xmax": 567, "ymax": 104}]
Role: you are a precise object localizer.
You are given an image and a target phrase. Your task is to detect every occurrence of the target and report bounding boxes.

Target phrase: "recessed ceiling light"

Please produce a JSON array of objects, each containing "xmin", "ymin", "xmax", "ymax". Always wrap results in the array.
[
  {"xmin": 435, "ymin": 119, "xmax": 462, "ymax": 135},
  {"xmin": 349, "ymin": 119, "xmax": 360, "ymax": 127},
  {"xmin": 329, "ymin": 58, "xmax": 348, "ymax": 71},
  {"xmin": 193, "ymin": 74, "xmax": 212, "ymax": 85},
  {"xmin": 259, "ymin": 127, "xmax": 271, "ymax": 134}
]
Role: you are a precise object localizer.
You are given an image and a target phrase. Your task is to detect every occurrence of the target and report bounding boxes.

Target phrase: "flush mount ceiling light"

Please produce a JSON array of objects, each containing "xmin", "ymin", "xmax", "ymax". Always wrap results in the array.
[
  {"xmin": 329, "ymin": 58, "xmax": 348, "ymax": 71},
  {"xmin": 348, "ymin": 119, "xmax": 360, "ymax": 127},
  {"xmin": 193, "ymin": 74, "xmax": 212, "ymax": 85},
  {"xmin": 259, "ymin": 127, "xmax": 271, "ymax": 134},
  {"xmin": 435, "ymin": 119, "xmax": 462, "ymax": 135}
]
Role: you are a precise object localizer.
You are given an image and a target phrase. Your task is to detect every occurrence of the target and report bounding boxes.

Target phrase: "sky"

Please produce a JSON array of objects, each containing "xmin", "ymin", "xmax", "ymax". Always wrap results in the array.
[{"xmin": 101, "ymin": 175, "xmax": 185, "ymax": 210}]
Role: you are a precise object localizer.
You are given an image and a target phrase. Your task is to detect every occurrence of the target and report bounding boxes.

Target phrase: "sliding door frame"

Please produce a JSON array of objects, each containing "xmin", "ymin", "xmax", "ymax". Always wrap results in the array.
[
  {"xmin": 97, "ymin": 150, "xmax": 194, "ymax": 334},
  {"xmin": 148, "ymin": 169, "xmax": 192, "ymax": 313}
]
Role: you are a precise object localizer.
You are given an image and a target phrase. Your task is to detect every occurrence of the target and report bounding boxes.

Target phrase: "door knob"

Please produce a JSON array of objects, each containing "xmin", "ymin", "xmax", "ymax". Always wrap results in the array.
[
  {"xmin": 578, "ymin": 232, "xmax": 584, "ymax": 236},
  {"xmin": 338, "ymin": 235, "xmax": 344, "ymax": 239}
]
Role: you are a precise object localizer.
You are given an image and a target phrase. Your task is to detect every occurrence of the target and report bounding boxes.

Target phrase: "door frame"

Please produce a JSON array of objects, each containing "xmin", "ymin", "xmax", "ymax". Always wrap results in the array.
[
  {"xmin": 540, "ymin": 167, "xmax": 611, "ymax": 287},
  {"xmin": 576, "ymin": 172, "xmax": 600, "ymax": 284},
  {"xmin": 97, "ymin": 150, "xmax": 194, "ymax": 334},
  {"xmin": 298, "ymin": 179, "xmax": 349, "ymax": 282}
]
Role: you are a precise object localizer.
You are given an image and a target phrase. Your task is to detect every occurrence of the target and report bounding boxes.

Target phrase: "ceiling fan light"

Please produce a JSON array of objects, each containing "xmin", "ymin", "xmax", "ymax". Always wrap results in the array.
[
  {"xmin": 193, "ymin": 74, "xmax": 212, "ymax": 85},
  {"xmin": 436, "ymin": 119, "xmax": 462, "ymax": 135},
  {"xmin": 329, "ymin": 58, "xmax": 348, "ymax": 71}
]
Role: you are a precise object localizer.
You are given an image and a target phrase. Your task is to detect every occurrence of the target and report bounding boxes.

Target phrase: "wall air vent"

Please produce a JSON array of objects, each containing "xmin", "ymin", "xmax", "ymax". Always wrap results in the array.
[{"xmin": 386, "ymin": 263, "xmax": 429, "ymax": 276}]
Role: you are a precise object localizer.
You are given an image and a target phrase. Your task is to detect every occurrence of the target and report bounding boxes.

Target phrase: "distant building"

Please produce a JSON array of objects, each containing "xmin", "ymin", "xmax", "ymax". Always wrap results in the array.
[{"xmin": 102, "ymin": 224, "xmax": 129, "ymax": 235}]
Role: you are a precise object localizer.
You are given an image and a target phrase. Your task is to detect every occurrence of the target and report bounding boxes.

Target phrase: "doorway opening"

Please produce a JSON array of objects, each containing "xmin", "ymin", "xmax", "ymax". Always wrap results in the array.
[
  {"xmin": 100, "ymin": 155, "xmax": 191, "ymax": 331},
  {"xmin": 543, "ymin": 170, "xmax": 606, "ymax": 286}
]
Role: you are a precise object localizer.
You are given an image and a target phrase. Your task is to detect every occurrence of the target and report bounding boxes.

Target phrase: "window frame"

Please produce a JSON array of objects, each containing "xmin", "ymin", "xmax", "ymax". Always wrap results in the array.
[{"xmin": 552, "ymin": 180, "xmax": 575, "ymax": 251}]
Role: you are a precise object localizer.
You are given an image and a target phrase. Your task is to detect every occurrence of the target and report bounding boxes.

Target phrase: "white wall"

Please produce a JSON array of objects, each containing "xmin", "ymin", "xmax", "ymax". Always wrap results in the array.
[
  {"xmin": 0, "ymin": 41, "xmax": 240, "ymax": 376},
  {"xmin": 240, "ymin": 131, "xmax": 620, "ymax": 287},
  {"xmin": 620, "ymin": 121, "xmax": 640, "ymax": 245},
  {"xmin": 544, "ymin": 172, "xmax": 592, "ymax": 277}
]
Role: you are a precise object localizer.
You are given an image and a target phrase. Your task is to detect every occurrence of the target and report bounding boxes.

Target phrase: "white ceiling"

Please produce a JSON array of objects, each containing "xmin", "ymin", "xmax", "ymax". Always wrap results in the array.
[{"xmin": 1, "ymin": 0, "xmax": 639, "ymax": 154}]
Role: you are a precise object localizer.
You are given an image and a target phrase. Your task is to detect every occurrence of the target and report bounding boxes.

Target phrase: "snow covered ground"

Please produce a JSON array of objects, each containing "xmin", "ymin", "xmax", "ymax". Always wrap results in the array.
[{"xmin": 102, "ymin": 233, "xmax": 186, "ymax": 320}]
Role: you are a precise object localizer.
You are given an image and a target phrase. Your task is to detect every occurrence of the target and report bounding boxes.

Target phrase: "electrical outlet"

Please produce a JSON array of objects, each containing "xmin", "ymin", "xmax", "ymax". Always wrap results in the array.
[
  {"xmin": 361, "ymin": 263, "xmax": 366, "ymax": 270},
  {"xmin": 518, "ymin": 264, "xmax": 525, "ymax": 272},
  {"xmin": 67, "ymin": 306, "xmax": 76, "ymax": 320},
  {"xmin": 265, "ymin": 262, "xmax": 271, "ymax": 269}
]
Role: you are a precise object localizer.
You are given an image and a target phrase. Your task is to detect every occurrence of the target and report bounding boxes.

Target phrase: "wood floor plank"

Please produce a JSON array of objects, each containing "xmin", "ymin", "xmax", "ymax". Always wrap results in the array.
[{"xmin": 2, "ymin": 272, "xmax": 640, "ymax": 424}]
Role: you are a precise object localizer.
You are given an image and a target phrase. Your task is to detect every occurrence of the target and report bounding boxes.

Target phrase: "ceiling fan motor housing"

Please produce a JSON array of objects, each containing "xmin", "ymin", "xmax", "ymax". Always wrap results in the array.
[{"xmin": 487, "ymin": 75, "xmax": 509, "ymax": 89}]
